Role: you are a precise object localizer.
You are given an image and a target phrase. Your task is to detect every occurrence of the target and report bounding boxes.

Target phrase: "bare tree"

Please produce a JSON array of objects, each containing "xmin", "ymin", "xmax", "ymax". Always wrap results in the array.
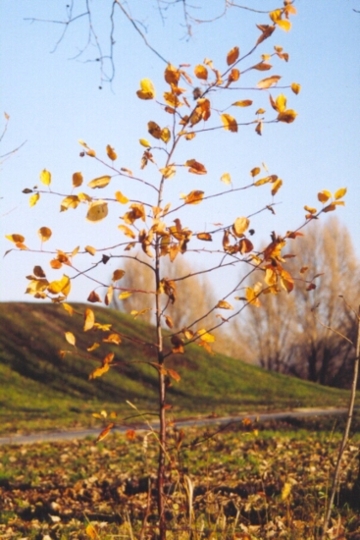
[
  {"xmin": 237, "ymin": 217, "xmax": 360, "ymax": 387},
  {"xmin": 24, "ymin": 1, "xmax": 293, "ymax": 86}
]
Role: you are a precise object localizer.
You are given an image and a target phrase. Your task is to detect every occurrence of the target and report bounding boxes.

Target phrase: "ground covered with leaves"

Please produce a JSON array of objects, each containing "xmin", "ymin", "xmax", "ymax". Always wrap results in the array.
[{"xmin": 0, "ymin": 415, "xmax": 360, "ymax": 539}]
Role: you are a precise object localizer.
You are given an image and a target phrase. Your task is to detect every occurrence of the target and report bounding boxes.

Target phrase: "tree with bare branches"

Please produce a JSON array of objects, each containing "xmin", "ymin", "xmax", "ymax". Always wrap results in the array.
[{"xmin": 237, "ymin": 217, "xmax": 360, "ymax": 387}]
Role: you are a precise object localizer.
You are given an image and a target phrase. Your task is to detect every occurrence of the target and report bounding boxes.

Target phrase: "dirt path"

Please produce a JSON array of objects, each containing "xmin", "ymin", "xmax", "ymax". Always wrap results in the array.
[{"xmin": 0, "ymin": 407, "xmax": 348, "ymax": 445}]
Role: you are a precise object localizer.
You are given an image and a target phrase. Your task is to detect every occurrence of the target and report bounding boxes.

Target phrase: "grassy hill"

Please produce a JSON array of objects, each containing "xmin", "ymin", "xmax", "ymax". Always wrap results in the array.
[{"xmin": 0, "ymin": 302, "xmax": 352, "ymax": 435}]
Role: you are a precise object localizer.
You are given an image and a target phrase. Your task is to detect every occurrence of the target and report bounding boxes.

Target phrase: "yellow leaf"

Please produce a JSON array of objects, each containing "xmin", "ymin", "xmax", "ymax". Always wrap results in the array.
[
  {"xmin": 184, "ymin": 190, "xmax": 204, "ymax": 205},
  {"xmin": 221, "ymin": 114, "xmax": 238, "ymax": 132},
  {"xmin": 115, "ymin": 191, "xmax": 129, "ymax": 204},
  {"xmin": 254, "ymin": 176, "xmax": 271, "ymax": 186},
  {"xmin": 103, "ymin": 333, "xmax": 122, "ymax": 345},
  {"xmin": 271, "ymin": 178, "xmax": 283, "ymax": 196},
  {"xmin": 226, "ymin": 46, "xmax": 239, "ymax": 66},
  {"xmin": 160, "ymin": 127, "xmax": 171, "ymax": 143},
  {"xmin": 220, "ymin": 172, "xmax": 232, "ymax": 185},
  {"xmin": 304, "ymin": 205, "xmax": 317, "ymax": 214},
  {"xmin": 29, "ymin": 193, "xmax": 40, "ymax": 207},
  {"xmin": 272, "ymin": 93, "xmax": 287, "ymax": 112},
  {"xmin": 87, "ymin": 342, "xmax": 100, "ymax": 352},
  {"xmin": 118, "ymin": 291, "xmax": 132, "ymax": 300},
  {"xmin": 136, "ymin": 78, "xmax": 155, "ymax": 99},
  {"xmin": 246, "ymin": 287, "xmax": 261, "ymax": 307},
  {"xmin": 5, "ymin": 233, "xmax": 25, "ymax": 243},
  {"xmin": 85, "ymin": 523, "xmax": 98, "ymax": 539},
  {"xmin": 88, "ymin": 175, "xmax": 111, "ymax": 189},
  {"xmin": 89, "ymin": 364, "xmax": 110, "ymax": 380},
  {"xmin": 276, "ymin": 19, "xmax": 291, "ymax": 31},
  {"xmin": 197, "ymin": 329, "xmax": 215, "ymax": 343},
  {"xmin": 291, "ymin": 82, "xmax": 301, "ymax": 95},
  {"xmin": 318, "ymin": 190, "xmax": 332, "ymax": 203},
  {"xmin": 112, "ymin": 269, "xmax": 125, "ymax": 281},
  {"xmin": 106, "ymin": 144, "xmax": 117, "ymax": 161},
  {"xmin": 194, "ymin": 64, "xmax": 208, "ymax": 80},
  {"xmin": 40, "ymin": 169, "xmax": 51, "ymax": 186},
  {"xmin": 160, "ymin": 165, "xmax": 176, "ymax": 179},
  {"xmin": 163, "ymin": 91, "xmax": 182, "ymax": 108},
  {"xmin": 139, "ymin": 138, "xmax": 151, "ymax": 148},
  {"xmin": 148, "ymin": 121, "xmax": 162, "ymax": 139},
  {"xmin": 334, "ymin": 187, "xmax": 347, "ymax": 200},
  {"xmin": 233, "ymin": 217, "xmax": 250, "ymax": 237},
  {"xmin": 65, "ymin": 331, "xmax": 76, "ymax": 346},
  {"xmin": 232, "ymin": 100, "xmax": 253, "ymax": 107},
  {"xmin": 216, "ymin": 300, "xmax": 234, "ymax": 310},
  {"xmin": 86, "ymin": 201, "xmax": 108, "ymax": 222},
  {"xmin": 38, "ymin": 226, "xmax": 52, "ymax": 242},
  {"xmin": 72, "ymin": 172, "xmax": 83, "ymax": 187},
  {"xmin": 62, "ymin": 303, "xmax": 74, "ymax": 315},
  {"xmin": 85, "ymin": 245, "xmax": 96, "ymax": 255},
  {"xmin": 277, "ymin": 109, "xmax": 297, "ymax": 123},
  {"xmin": 280, "ymin": 269, "xmax": 294, "ymax": 292},
  {"xmin": 47, "ymin": 275, "xmax": 71, "ymax": 297},
  {"xmin": 257, "ymin": 75, "xmax": 281, "ymax": 89},
  {"xmin": 118, "ymin": 224, "xmax": 136, "ymax": 239},
  {"xmin": 60, "ymin": 195, "xmax": 80, "ymax": 212},
  {"xmin": 105, "ymin": 285, "xmax": 113, "ymax": 306},
  {"xmin": 84, "ymin": 308, "xmax": 95, "ymax": 331}
]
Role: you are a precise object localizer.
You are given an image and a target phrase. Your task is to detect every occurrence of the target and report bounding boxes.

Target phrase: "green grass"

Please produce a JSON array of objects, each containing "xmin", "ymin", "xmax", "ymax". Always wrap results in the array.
[{"xmin": 0, "ymin": 302, "xmax": 355, "ymax": 435}]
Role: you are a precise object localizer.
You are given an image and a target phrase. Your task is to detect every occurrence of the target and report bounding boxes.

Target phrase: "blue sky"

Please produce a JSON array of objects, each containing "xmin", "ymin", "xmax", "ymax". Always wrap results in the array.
[{"xmin": 1, "ymin": 1, "xmax": 359, "ymax": 304}]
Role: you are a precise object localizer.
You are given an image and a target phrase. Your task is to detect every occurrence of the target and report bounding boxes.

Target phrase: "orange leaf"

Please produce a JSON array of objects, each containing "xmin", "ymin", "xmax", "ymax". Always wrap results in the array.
[
  {"xmin": 194, "ymin": 64, "xmax": 208, "ymax": 80},
  {"xmin": 291, "ymin": 82, "xmax": 301, "ymax": 95},
  {"xmin": 253, "ymin": 62, "xmax": 272, "ymax": 71},
  {"xmin": 72, "ymin": 172, "xmax": 83, "ymax": 187},
  {"xmin": 38, "ymin": 226, "xmax": 52, "ymax": 242},
  {"xmin": 106, "ymin": 145, "xmax": 117, "ymax": 161},
  {"xmin": 184, "ymin": 190, "xmax": 204, "ymax": 205},
  {"xmin": 317, "ymin": 190, "xmax": 332, "ymax": 203},
  {"xmin": 148, "ymin": 121, "xmax": 162, "ymax": 139},
  {"xmin": 197, "ymin": 232, "xmax": 212, "ymax": 241},
  {"xmin": 185, "ymin": 159, "xmax": 207, "ymax": 174},
  {"xmin": 277, "ymin": 109, "xmax": 297, "ymax": 123},
  {"xmin": 167, "ymin": 368, "xmax": 181, "ymax": 382},
  {"xmin": 232, "ymin": 100, "xmax": 252, "ymax": 107},
  {"xmin": 95, "ymin": 423, "xmax": 115, "ymax": 443},
  {"xmin": 226, "ymin": 46, "xmax": 239, "ymax": 66}
]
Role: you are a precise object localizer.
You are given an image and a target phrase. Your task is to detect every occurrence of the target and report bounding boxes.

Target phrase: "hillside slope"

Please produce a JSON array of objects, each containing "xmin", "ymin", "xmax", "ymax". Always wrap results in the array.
[{"xmin": 0, "ymin": 302, "xmax": 350, "ymax": 434}]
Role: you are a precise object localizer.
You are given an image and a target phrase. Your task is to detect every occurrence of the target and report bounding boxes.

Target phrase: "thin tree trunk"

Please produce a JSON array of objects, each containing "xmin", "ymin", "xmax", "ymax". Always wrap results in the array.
[{"xmin": 322, "ymin": 306, "xmax": 360, "ymax": 537}]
